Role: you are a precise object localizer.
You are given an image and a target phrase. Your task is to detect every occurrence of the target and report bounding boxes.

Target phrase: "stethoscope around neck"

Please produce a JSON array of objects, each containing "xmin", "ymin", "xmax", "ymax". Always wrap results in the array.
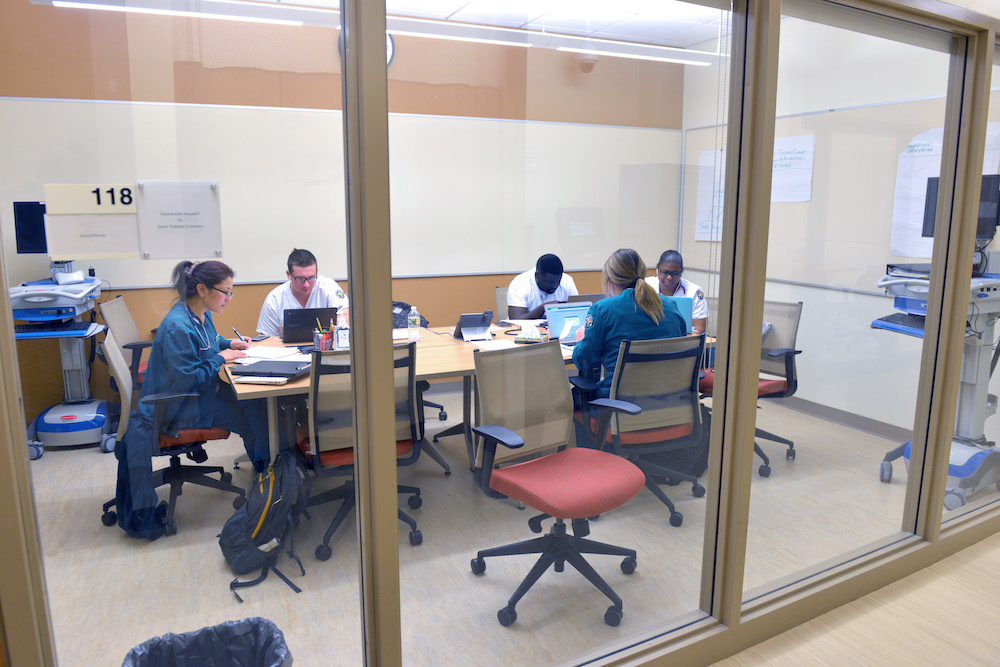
[{"xmin": 187, "ymin": 305, "xmax": 213, "ymax": 351}]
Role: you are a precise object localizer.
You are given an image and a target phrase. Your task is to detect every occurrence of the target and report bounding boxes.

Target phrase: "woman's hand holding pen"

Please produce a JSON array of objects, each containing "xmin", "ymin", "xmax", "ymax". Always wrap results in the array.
[{"xmin": 231, "ymin": 327, "xmax": 251, "ymax": 350}]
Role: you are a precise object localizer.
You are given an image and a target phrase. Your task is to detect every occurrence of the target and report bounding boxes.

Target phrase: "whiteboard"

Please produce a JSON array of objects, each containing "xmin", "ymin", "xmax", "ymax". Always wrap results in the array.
[{"xmin": 0, "ymin": 99, "xmax": 682, "ymax": 288}]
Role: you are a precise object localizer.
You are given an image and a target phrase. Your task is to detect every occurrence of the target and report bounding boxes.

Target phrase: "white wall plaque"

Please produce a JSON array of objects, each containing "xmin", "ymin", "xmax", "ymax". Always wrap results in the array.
[{"xmin": 136, "ymin": 180, "xmax": 223, "ymax": 260}]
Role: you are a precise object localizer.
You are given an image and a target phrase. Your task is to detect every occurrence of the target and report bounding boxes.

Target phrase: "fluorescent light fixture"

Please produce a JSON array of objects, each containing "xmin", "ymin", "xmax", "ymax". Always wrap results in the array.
[
  {"xmin": 387, "ymin": 29, "xmax": 531, "ymax": 48},
  {"xmin": 558, "ymin": 46, "xmax": 712, "ymax": 66},
  {"xmin": 45, "ymin": 0, "xmax": 307, "ymax": 26}
]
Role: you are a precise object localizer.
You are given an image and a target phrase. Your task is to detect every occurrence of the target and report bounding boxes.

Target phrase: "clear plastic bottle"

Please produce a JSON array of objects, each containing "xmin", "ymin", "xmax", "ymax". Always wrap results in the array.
[{"xmin": 407, "ymin": 305, "xmax": 420, "ymax": 342}]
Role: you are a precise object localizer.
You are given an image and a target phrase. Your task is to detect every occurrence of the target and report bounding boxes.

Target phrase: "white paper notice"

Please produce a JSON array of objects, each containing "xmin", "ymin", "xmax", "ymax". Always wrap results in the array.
[
  {"xmin": 771, "ymin": 134, "xmax": 815, "ymax": 203},
  {"xmin": 695, "ymin": 148, "xmax": 726, "ymax": 242}
]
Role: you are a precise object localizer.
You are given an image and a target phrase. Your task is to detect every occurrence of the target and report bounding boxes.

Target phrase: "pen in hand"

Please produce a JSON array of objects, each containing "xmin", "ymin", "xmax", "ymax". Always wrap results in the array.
[{"xmin": 232, "ymin": 327, "xmax": 250, "ymax": 348}]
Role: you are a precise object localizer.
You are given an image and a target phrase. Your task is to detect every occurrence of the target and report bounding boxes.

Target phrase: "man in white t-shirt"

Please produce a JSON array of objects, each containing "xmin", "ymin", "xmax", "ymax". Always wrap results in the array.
[
  {"xmin": 645, "ymin": 249, "xmax": 708, "ymax": 334},
  {"xmin": 507, "ymin": 253, "xmax": 579, "ymax": 320},
  {"xmin": 256, "ymin": 248, "xmax": 350, "ymax": 338}
]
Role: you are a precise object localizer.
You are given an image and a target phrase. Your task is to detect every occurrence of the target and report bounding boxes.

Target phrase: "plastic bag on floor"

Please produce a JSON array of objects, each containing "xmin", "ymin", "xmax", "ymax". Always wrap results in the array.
[{"xmin": 122, "ymin": 617, "xmax": 292, "ymax": 667}]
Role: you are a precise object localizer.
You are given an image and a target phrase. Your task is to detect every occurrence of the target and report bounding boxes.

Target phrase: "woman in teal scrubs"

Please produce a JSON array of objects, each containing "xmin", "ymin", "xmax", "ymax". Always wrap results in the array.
[
  {"xmin": 138, "ymin": 260, "xmax": 269, "ymax": 471},
  {"xmin": 572, "ymin": 248, "xmax": 687, "ymax": 397}
]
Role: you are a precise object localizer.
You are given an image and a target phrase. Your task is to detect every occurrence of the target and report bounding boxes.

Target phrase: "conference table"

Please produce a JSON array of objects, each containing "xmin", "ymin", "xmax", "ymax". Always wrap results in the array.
[{"xmin": 224, "ymin": 326, "xmax": 567, "ymax": 468}]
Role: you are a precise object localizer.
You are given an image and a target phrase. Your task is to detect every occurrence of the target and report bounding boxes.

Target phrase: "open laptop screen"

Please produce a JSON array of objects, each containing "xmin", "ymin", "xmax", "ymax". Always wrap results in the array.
[
  {"xmin": 545, "ymin": 303, "xmax": 591, "ymax": 344},
  {"xmin": 283, "ymin": 307, "xmax": 338, "ymax": 344}
]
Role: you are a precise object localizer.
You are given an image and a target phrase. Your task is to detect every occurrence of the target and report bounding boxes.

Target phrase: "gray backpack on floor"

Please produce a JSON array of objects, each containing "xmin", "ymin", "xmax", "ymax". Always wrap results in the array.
[{"xmin": 219, "ymin": 453, "xmax": 310, "ymax": 601}]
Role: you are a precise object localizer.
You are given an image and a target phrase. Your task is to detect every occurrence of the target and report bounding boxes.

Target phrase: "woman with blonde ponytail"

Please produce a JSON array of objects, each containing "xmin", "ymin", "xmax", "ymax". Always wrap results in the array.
[{"xmin": 571, "ymin": 248, "xmax": 688, "ymax": 397}]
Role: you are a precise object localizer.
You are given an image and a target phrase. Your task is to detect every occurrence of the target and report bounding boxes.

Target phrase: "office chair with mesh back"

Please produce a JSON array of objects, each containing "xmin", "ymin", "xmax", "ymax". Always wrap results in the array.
[
  {"xmin": 469, "ymin": 340, "xmax": 646, "ymax": 627},
  {"xmin": 99, "ymin": 331, "xmax": 245, "ymax": 535},
  {"xmin": 295, "ymin": 343, "xmax": 424, "ymax": 561},
  {"xmin": 495, "ymin": 285, "xmax": 508, "ymax": 322},
  {"xmin": 573, "ymin": 335, "xmax": 707, "ymax": 527},
  {"xmin": 699, "ymin": 300, "xmax": 803, "ymax": 477},
  {"xmin": 390, "ymin": 300, "xmax": 451, "ymax": 474}
]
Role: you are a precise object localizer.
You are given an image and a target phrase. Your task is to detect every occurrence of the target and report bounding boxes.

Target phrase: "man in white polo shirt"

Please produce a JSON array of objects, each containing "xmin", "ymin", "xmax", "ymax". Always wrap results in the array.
[
  {"xmin": 507, "ymin": 253, "xmax": 579, "ymax": 320},
  {"xmin": 645, "ymin": 249, "xmax": 708, "ymax": 334},
  {"xmin": 256, "ymin": 248, "xmax": 350, "ymax": 338}
]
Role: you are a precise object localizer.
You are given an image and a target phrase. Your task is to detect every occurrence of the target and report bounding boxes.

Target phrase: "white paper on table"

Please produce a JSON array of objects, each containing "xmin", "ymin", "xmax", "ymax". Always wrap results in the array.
[
  {"xmin": 501, "ymin": 319, "xmax": 545, "ymax": 328},
  {"xmin": 473, "ymin": 339, "xmax": 516, "ymax": 351},
  {"xmin": 245, "ymin": 346, "xmax": 299, "ymax": 360},
  {"xmin": 392, "ymin": 329, "xmax": 420, "ymax": 341}
]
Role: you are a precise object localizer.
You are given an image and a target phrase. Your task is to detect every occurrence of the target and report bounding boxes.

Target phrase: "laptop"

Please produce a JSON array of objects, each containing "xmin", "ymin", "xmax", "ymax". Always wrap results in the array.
[
  {"xmin": 545, "ymin": 302, "xmax": 591, "ymax": 346},
  {"xmin": 664, "ymin": 296, "xmax": 693, "ymax": 334},
  {"xmin": 283, "ymin": 307, "xmax": 338, "ymax": 344},
  {"xmin": 230, "ymin": 360, "xmax": 311, "ymax": 380}
]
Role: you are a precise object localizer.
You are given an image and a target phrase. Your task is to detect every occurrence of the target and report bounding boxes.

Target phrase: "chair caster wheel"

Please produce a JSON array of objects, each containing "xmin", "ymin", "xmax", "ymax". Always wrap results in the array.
[
  {"xmin": 669, "ymin": 512, "xmax": 683, "ymax": 527},
  {"xmin": 102, "ymin": 511, "xmax": 117, "ymax": 526},
  {"xmin": 316, "ymin": 544, "xmax": 332, "ymax": 561},
  {"xmin": 879, "ymin": 461, "xmax": 893, "ymax": 484},
  {"xmin": 527, "ymin": 515, "xmax": 545, "ymax": 533},
  {"xmin": 439, "ymin": 411, "xmax": 447, "ymax": 421},
  {"xmin": 100, "ymin": 434, "xmax": 116, "ymax": 453},
  {"xmin": 165, "ymin": 521, "xmax": 177, "ymax": 536},
  {"xmin": 409, "ymin": 529, "xmax": 422, "ymax": 546},
  {"xmin": 233, "ymin": 495, "xmax": 245, "ymax": 509},
  {"xmin": 498, "ymin": 607, "xmax": 517, "ymax": 627},
  {"xmin": 621, "ymin": 556, "xmax": 637, "ymax": 575},
  {"xmin": 758, "ymin": 464, "xmax": 771, "ymax": 477},
  {"xmin": 786, "ymin": 449, "xmax": 796, "ymax": 460},
  {"xmin": 408, "ymin": 494, "xmax": 422, "ymax": 509},
  {"xmin": 471, "ymin": 557, "xmax": 485, "ymax": 574},
  {"xmin": 221, "ymin": 472, "xmax": 233, "ymax": 484},
  {"xmin": 692, "ymin": 483, "xmax": 705, "ymax": 497},
  {"xmin": 28, "ymin": 443, "xmax": 44, "ymax": 460},
  {"xmin": 604, "ymin": 606, "xmax": 623, "ymax": 626}
]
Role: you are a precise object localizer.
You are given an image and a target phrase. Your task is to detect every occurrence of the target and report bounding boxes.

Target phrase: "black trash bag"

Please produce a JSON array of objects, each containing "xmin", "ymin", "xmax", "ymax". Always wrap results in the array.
[{"xmin": 122, "ymin": 617, "xmax": 292, "ymax": 667}]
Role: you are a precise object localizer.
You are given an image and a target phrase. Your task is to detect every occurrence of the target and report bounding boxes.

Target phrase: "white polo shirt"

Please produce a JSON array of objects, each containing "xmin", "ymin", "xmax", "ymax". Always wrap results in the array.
[
  {"xmin": 644, "ymin": 275, "xmax": 708, "ymax": 320},
  {"xmin": 256, "ymin": 275, "xmax": 350, "ymax": 337},
  {"xmin": 507, "ymin": 269, "xmax": 579, "ymax": 314}
]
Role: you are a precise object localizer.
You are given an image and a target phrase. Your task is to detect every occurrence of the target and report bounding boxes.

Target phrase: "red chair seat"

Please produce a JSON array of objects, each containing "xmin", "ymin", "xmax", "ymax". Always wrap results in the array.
[
  {"xmin": 159, "ymin": 427, "xmax": 230, "ymax": 449},
  {"xmin": 573, "ymin": 412, "xmax": 693, "ymax": 444},
  {"xmin": 489, "ymin": 447, "xmax": 645, "ymax": 519},
  {"xmin": 699, "ymin": 368, "xmax": 787, "ymax": 397},
  {"xmin": 296, "ymin": 434, "xmax": 414, "ymax": 467}
]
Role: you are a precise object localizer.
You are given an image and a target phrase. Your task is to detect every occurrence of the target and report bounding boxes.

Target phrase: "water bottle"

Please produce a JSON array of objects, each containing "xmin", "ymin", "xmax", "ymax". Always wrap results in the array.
[{"xmin": 407, "ymin": 306, "xmax": 420, "ymax": 342}]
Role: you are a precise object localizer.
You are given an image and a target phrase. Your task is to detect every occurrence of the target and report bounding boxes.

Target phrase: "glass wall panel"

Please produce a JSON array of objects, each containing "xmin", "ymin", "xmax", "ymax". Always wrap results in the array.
[
  {"xmin": 383, "ymin": 1, "xmax": 731, "ymax": 663},
  {"xmin": 944, "ymin": 48, "xmax": 1000, "ymax": 522},
  {"xmin": 1, "ymin": 2, "xmax": 363, "ymax": 663},
  {"xmin": 743, "ymin": 0, "xmax": 957, "ymax": 598}
]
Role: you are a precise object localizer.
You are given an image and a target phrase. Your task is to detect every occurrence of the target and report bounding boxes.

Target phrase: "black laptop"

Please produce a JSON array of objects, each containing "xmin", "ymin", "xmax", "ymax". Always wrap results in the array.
[
  {"xmin": 230, "ymin": 360, "xmax": 311, "ymax": 380},
  {"xmin": 283, "ymin": 307, "xmax": 338, "ymax": 344}
]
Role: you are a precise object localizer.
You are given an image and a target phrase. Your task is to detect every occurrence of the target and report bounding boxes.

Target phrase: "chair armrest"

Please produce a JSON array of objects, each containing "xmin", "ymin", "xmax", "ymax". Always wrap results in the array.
[
  {"xmin": 588, "ymin": 398, "xmax": 641, "ymax": 416},
  {"xmin": 140, "ymin": 391, "xmax": 198, "ymax": 438},
  {"xmin": 472, "ymin": 424, "xmax": 524, "ymax": 449},
  {"xmin": 471, "ymin": 424, "xmax": 524, "ymax": 496},
  {"xmin": 123, "ymin": 341, "xmax": 154, "ymax": 386},
  {"xmin": 765, "ymin": 348, "xmax": 802, "ymax": 397},
  {"xmin": 766, "ymin": 348, "xmax": 801, "ymax": 358},
  {"xmin": 568, "ymin": 375, "xmax": 597, "ymax": 392},
  {"xmin": 140, "ymin": 391, "xmax": 198, "ymax": 404},
  {"xmin": 587, "ymin": 398, "xmax": 642, "ymax": 451}
]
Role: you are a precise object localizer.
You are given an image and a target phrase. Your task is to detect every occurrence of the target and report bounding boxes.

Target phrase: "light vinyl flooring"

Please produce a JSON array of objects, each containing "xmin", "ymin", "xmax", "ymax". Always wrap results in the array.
[{"xmin": 25, "ymin": 391, "xmax": 999, "ymax": 665}]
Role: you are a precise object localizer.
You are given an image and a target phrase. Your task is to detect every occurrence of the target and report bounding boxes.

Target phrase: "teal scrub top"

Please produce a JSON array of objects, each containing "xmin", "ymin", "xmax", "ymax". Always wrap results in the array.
[
  {"xmin": 138, "ymin": 300, "xmax": 233, "ymax": 428},
  {"xmin": 572, "ymin": 288, "xmax": 687, "ymax": 398}
]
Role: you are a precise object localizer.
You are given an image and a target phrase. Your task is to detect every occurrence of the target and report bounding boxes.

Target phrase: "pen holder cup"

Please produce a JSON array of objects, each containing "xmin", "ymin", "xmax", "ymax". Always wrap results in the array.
[{"xmin": 313, "ymin": 328, "xmax": 333, "ymax": 351}]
